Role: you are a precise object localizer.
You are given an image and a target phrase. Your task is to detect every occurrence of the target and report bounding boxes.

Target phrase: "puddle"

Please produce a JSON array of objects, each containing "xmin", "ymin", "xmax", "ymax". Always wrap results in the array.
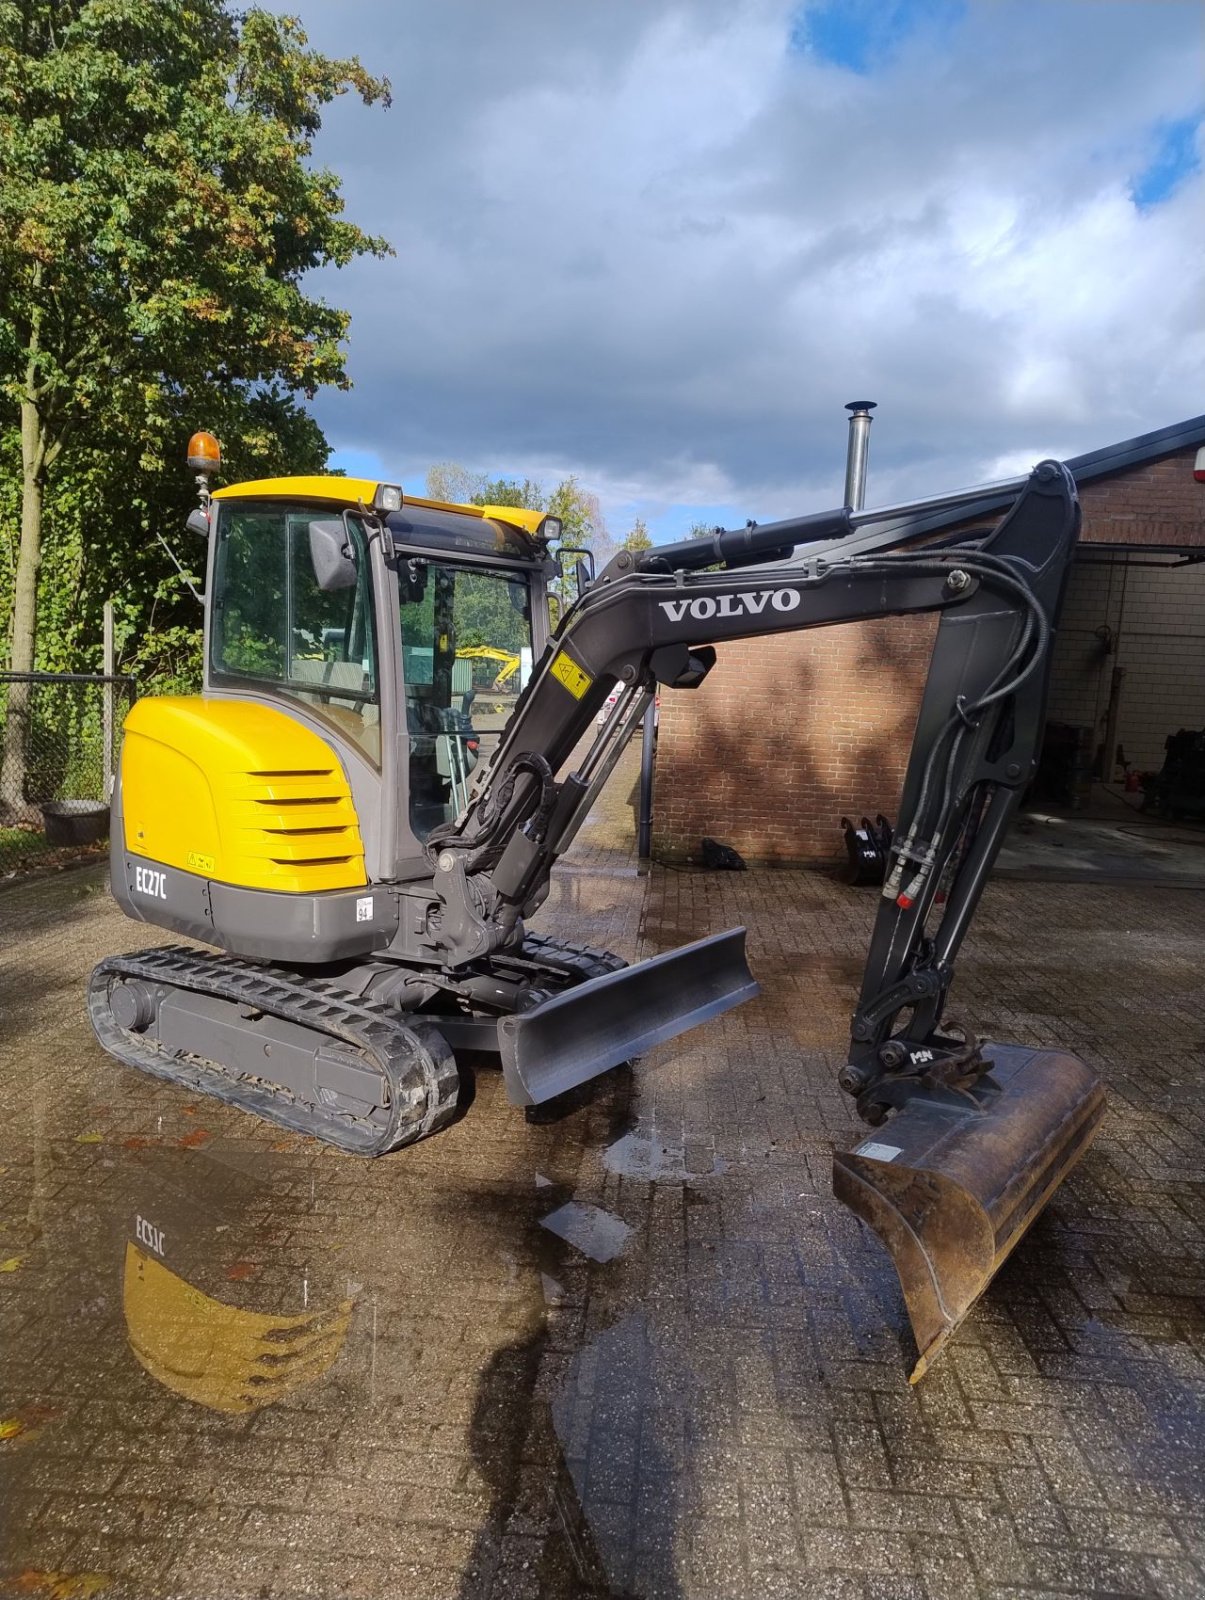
[
  {"xmin": 602, "ymin": 1131, "xmax": 725, "ymax": 1182},
  {"xmin": 9, "ymin": 736, "xmax": 1205, "ymax": 1596},
  {"xmin": 540, "ymin": 1200, "xmax": 632, "ymax": 1263},
  {"xmin": 549, "ymin": 1313, "xmax": 696, "ymax": 1598},
  {"xmin": 0, "ymin": 1074, "xmax": 594, "ymax": 1588}
]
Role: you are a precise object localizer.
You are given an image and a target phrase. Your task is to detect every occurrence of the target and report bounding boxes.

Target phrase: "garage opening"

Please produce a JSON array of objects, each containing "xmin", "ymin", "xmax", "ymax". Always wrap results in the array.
[{"xmin": 1004, "ymin": 546, "xmax": 1205, "ymax": 883}]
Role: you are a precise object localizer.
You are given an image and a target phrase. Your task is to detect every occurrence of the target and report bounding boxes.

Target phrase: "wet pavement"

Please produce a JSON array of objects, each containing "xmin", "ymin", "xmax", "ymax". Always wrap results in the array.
[
  {"xmin": 2, "ymin": 749, "xmax": 1203, "ymax": 1599},
  {"xmin": 998, "ymin": 788, "xmax": 1205, "ymax": 887}
]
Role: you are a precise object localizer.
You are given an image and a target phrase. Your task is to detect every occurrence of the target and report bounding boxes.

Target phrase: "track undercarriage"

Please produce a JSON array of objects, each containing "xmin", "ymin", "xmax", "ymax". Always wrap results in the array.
[{"xmin": 88, "ymin": 934, "xmax": 628, "ymax": 1155}]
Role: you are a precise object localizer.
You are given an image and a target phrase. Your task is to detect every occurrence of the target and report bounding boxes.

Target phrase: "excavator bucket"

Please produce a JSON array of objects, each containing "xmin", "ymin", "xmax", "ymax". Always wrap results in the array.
[
  {"xmin": 833, "ymin": 1043, "xmax": 1105, "ymax": 1380},
  {"xmin": 498, "ymin": 927, "xmax": 759, "ymax": 1106}
]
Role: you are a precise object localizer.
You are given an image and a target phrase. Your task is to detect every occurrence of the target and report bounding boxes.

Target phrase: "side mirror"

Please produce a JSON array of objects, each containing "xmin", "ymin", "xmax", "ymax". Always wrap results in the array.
[
  {"xmin": 557, "ymin": 545, "xmax": 595, "ymax": 603},
  {"xmin": 400, "ymin": 559, "xmax": 428, "ymax": 605},
  {"xmin": 186, "ymin": 508, "xmax": 210, "ymax": 539},
  {"xmin": 309, "ymin": 519, "xmax": 357, "ymax": 592}
]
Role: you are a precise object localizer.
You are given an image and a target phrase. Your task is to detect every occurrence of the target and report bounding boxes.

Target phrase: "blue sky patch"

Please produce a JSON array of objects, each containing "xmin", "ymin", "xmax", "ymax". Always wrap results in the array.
[
  {"xmin": 1130, "ymin": 114, "xmax": 1202, "ymax": 210},
  {"xmin": 328, "ymin": 444, "xmax": 388, "ymax": 481},
  {"xmin": 791, "ymin": 0, "xmax": 966, "ymax": 75}
]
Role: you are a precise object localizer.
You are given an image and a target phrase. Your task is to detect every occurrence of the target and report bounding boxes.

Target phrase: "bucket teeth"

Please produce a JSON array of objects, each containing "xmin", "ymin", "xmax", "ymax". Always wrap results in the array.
[{"xmin": 833, "ymin": 1043, "xmax": 1105, "ymax": 1380}]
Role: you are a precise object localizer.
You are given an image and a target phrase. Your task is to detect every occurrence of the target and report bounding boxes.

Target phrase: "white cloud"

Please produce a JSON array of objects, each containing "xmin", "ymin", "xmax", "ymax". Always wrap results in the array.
[{"xmin": 282, "ymin": 0, "xmax": 1204, "ymax": 535}]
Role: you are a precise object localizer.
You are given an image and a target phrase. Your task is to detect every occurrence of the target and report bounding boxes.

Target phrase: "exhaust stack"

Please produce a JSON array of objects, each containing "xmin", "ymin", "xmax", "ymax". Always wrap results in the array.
[{"xmin": 844, "ymin": 400, "xmax": 877, "ymax": 510}]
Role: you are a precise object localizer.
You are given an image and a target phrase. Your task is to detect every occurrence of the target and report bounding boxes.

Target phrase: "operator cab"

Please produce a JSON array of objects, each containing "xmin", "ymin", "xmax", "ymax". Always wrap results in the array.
[
  {"xmin": 386, "ymin": 502, "xmax": 540, "ymax": 838},
  {"xmin": 201, "ymin": 466, "xmax": 556, "ymax": 875}
]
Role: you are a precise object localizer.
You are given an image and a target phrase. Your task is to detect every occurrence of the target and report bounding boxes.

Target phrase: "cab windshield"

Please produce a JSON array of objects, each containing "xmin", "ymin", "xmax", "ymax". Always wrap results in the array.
[
  {"xmin": 209, "ymin": 502, "xmax": 380, "ymax": 764},
  {"xmin": 400, "ymin": 560, "xmax": 533, "ymax": 840}
]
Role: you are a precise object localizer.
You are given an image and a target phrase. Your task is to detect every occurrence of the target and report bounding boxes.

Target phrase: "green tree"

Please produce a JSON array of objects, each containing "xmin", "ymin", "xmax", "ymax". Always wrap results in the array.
[
  {"xmin": 426, "ymin": 465, "xmax": 546, "ymax": 511},
  {"xmin": 0, "ymin": 0, "xmax": 389, "ymax": 809},
  {"xmin": 424, "ymin": 463, "xmax": 612, "ymax": 621},
  {"xmin": 424, "ymin": 464, "xmax": 606, "ymax": 549},
  {"xmin": 26, "ymin": 386, "xmax": 332, "ymax": 693},
  {"xmin": 545, "ymin": 475, "xmax": 604, "ymax": 550},
  {"xmin": 476, "ymin": 475, "xmax": 546, "ymax": 513},
  {"xmin": 424, "ymin": 462, "xmax": 481, "ymax": 506},
  {"xmin": 622, "ymin": 517, "xmax": 653, "ymax": 552}
]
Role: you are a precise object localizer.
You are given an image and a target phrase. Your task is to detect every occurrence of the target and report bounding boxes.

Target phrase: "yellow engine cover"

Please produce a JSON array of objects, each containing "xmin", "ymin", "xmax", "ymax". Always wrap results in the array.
[{"xmin": 121, "ymin": 696, "xmax": 367, "ymax": 893}]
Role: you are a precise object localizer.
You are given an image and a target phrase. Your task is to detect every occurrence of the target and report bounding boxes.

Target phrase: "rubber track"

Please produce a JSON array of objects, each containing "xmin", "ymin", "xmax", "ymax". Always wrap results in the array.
[
  {"xmin": 88, "ymin": 946, "xmax": 459, "ymax": 1157},
  {"xmin": 515, "ymin": 932, "xmax": 627, "ymax": 984}
]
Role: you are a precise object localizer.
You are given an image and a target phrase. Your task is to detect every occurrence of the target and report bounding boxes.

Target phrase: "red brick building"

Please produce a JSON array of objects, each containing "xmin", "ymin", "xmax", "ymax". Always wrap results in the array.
[{"xmin": 652, "ymin": 417, "xmax": 1205, "ymax": 864}]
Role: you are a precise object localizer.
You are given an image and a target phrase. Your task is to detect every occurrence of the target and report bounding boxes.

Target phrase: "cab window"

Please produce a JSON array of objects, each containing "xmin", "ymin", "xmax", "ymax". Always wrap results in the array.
[
  {"xmin": 400, "ymin": 561, "xmax": 533, "ymax": 840},
  {"xmin": 211, "ymin": 504, "xmax": 380, "ymax": 764}
]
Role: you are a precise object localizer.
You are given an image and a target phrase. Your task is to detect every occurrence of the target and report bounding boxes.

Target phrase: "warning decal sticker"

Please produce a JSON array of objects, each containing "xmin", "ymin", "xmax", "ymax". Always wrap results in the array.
[
  {"xmin": 856, "ymin": 1142, "xmax": 903, "ymax": 1162},
  {"xmin": 549, "ymin": 651, "xmax": 593, "ymax": 700}
]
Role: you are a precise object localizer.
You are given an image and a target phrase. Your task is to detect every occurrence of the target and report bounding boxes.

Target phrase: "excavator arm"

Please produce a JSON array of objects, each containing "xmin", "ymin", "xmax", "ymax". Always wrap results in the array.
[
  {"xmin": 426, "ymin": 460, "xmax": 1104, "ymax": 1378},
  {"xmin": 430, "ymin": 459, "xmax": 1077, "ymax": 1099}
]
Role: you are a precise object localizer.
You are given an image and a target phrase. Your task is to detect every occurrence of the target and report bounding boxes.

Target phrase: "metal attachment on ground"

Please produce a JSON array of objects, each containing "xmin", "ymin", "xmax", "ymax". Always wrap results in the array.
[
  {"xmin": 841, "ymin": 814, "xmax": 892, "ymax": 886},
  {"xmin": 834, "ymin": 1043, "xmax": 1106, "ymax": 1381}
]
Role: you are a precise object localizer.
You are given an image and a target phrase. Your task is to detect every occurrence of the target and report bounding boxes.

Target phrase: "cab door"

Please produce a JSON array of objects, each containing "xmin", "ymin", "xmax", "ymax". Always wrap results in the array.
[
  {"xmin": 395, "ymin": 555, "xmax": 539, "ymax": 859},
  {"xmin": 205, "ymin": 499, "xmax": 400, "ymax": 881}
]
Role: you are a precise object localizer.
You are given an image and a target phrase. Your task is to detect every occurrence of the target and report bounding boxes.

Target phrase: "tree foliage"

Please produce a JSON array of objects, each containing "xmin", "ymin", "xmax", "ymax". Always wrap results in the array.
[
  {"xmin": 0, "ymin": 2, "xmax": 388, "ymax": 432},
  {"xmin": 425, "ymin": 462, "xmax": 607, "ymax": 550},
  {"xmin": 424, "ymin": 462, "xmax": 616, "ymax": 634},
  {"xmin": 622, "ymin": 517, "xmax": 652, "ymax": 552},
  {"xmin": 0, "ymin": 0, "xmax": 390, "ymax": 803}
]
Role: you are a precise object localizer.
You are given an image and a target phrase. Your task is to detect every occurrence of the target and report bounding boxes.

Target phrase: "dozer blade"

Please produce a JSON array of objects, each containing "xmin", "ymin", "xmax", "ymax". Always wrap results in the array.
[
  {"xmin": 833, "ymin": 1044, "xmax": 1105, "ymax": 1381},
  {"xmin": 498, "ymin": 927, "xmax": 759, "ymax": 1106}
]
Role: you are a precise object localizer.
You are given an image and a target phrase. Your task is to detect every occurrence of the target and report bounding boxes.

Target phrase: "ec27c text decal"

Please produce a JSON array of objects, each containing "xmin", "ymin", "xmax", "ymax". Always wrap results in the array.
[{"xmin": 134, "ymin": 866, "xmax": 168, "ymax": 900}]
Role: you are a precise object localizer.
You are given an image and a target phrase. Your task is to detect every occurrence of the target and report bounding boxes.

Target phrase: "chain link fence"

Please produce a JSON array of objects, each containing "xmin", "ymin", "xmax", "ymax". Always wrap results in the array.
[{"xmin": 0, "ymin": 672, "xmax": 138, "ymax": 879}]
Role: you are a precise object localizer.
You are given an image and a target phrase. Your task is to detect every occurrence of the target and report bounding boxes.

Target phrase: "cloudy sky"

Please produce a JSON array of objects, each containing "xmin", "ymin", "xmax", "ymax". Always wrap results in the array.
[{"xmin": 283, "ymin": 0, "xmax": 1204, "ymax": 542}]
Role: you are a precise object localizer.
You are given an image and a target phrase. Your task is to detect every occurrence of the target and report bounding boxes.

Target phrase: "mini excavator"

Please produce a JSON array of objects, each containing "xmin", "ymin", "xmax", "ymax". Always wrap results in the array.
[{"xmin": 90, "ymin": 434, "xmax": 1104, "ymax": 1378}]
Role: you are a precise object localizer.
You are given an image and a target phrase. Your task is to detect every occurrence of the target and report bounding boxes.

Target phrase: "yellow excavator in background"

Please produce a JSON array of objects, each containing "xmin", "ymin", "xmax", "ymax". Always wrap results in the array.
[
  {"xmin": 456, "ymin": 645, "xmax": 522, "ymax": 691},
  {"xmin": 88, "ymin": 430, "xmax": 1104, "ymax": 1379}
]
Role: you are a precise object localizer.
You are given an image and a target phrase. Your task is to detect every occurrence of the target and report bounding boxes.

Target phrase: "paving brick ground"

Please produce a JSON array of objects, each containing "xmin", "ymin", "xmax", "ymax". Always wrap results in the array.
[{"xmin": 1, "ymin": 743, "xmax": 1202, "ymax": 1600}]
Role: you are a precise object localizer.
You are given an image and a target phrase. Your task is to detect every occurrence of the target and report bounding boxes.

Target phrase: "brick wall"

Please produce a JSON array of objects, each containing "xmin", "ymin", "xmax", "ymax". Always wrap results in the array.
[
  {"xmin": 1077, "ymin": 448, "xmax": 1205, "ymax": 547},
  {"xmin": 652, "ymin": 617, "xmax": 937, "ymax": 863},
  {"xmin": 652, "ymin": 442, "xmax": 1205, "ymax": 864}
]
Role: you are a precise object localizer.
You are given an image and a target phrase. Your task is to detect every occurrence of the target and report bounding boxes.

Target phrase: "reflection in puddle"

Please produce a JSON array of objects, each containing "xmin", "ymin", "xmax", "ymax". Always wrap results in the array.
[
  {"xmin": 540, "ymin": 1200, "xmax": 632, "ymax": 1263},
  {"xmin": 551, "ymin": 1313, "xmax": 692, "ymax": 1598},
  {"xmin": 1, "ymin": 1114, "xmax": 563, "ymax": 1586},
  {"xmin": 602, "ymin": 1131, "xmax": 725, "ymax": 1182},
  {"xmin": 112, "ymin": 1149, "xmax": 357, "ymax": 1414},
  {"xmin": 123, "ymin": 1242, "xmax": 352, "ymax": 1414}
]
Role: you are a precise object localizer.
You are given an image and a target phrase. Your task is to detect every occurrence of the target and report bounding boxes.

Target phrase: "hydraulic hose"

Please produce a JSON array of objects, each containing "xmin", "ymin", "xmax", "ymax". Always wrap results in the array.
[{"xmin": 844, "ymin": 549, "xmax": 1048, "ymax": 907}]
